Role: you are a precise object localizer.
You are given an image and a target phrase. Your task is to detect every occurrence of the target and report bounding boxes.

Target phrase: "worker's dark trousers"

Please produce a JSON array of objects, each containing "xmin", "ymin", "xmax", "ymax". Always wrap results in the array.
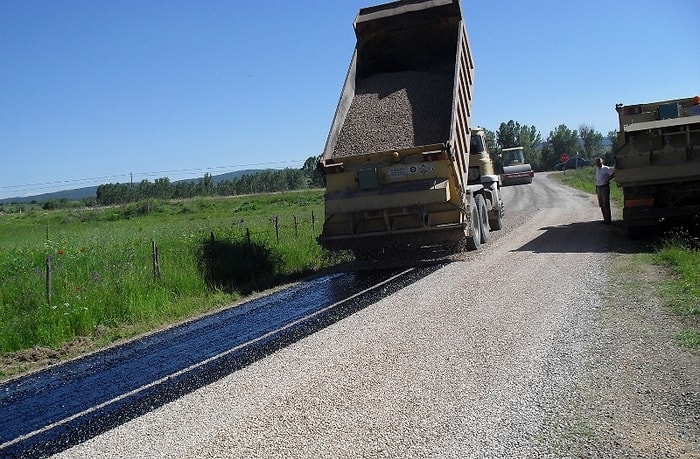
[{"xmin": 596, "ymin": 184, "xmax": 612, "ymax": 224}]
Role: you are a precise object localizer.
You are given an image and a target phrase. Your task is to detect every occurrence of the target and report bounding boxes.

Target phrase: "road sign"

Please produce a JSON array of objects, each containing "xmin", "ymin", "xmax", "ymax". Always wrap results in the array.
[{"xmin": 560, "ymin": 154, "xmax": 569, "ymax": 163}]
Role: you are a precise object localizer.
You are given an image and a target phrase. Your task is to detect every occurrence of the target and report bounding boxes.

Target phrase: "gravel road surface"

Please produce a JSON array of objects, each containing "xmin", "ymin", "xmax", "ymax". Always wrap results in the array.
[{"xmin": 56, "ymin": 173, "xmax": 699, "ymax": 458}]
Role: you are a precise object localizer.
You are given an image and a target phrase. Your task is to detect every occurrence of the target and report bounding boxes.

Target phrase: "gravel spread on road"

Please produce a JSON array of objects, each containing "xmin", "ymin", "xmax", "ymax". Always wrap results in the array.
[{"xmin": 56, "ymin": 174, "xmax": 699, "ymax": 458}]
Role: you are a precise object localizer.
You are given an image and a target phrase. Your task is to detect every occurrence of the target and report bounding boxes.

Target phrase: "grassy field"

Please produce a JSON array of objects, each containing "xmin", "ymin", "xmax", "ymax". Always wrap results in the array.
[
  {"xmin": 552, "ymin": 168, "xmax": 699, "ymax": 349},
  {"xmin": 0, "ymin": 190, "xmax": 351, "ymax": 376}
]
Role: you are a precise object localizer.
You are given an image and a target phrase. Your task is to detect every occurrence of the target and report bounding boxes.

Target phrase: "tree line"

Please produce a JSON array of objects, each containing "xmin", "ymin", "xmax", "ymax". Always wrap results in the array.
[
  {"xmin": 0, "ymin": 158, "xmax": 324, "ymax": 212},
  {"xmin": 94, "ymin": 158, "xmax": 324, "ymax": 206}
]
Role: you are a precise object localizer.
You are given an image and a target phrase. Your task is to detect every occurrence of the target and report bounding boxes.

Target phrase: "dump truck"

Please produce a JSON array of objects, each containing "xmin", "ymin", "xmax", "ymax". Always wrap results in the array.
[
  {"xmin": 614, "ymin": 95, "xmax": 700, "ymax": 238},
  {"xmin": 500, "ymin": 146, "xmax": 534, "ymax": 186},
  {"xmin": 317, "ymin": 0, "xmax": 503, "ymax": 259}
]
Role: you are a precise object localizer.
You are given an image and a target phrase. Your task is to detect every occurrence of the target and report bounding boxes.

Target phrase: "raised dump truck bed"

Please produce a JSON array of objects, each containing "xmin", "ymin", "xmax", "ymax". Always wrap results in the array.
[
  {"xmin": 318, "ymin": 0, "xmax": 503, "ymax": 258},
  {"xmin": 615, "ymin": 96, "xmax": 700, "ymax": 237}
]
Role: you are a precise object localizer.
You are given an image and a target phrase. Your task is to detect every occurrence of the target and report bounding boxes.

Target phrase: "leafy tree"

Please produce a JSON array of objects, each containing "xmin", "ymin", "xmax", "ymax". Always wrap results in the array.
[
  {"xmin": 96, "ymin": 183, "xmax": 130, "ymax": 205},
  {"xmin": 173, "ymin": 181, "xmax": 196, "ymax": 199},
  {"xmin": 154, "ymin": 177, "xmax": 172, "ymax": 200},
  {"xmin": 496, "ymin": 121, "xmax": 519, "ymax": 149},
  {"xmin": 302, "ymin": 156, "xmax": 324, "ymax": 188},
  {"xmin": 542, "ymin": 124, "xmax": 579, "ymax": 169},
  {"xmin": 237, "ymin": 174, "xmax": 254, "ymax": 195},
  {"xmin": 42, "ymin": 200, "xmax": 57, "ymax": 210},
  {"xmin": 284, "ymin": 168, "xmax": 307, "ymax": 190},
  {"xmin": 199, "ymin": 173, "xmax": 214, "ymax": 196},
  {"xmin": 578, "ymin": 124, "xmax": 604, "ymax": 159},
  {"xmin": 216, "ymin": 179, "xmax": 235, "ymax": 196},
  {"xmin": 606, "ymin": 130, "xmax": 620, "ymax": 164},
  {"xmin": 517, "ymin": 125, "xmax": 542, "ymax": 170},
  {"xmin": 135, "ymin": 179, "xmax": 153, "ymax": 201}
]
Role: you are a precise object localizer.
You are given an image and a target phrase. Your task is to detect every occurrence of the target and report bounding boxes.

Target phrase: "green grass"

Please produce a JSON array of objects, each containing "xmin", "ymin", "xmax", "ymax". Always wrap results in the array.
[
  {"xmin": 551, "ymin": 169, "xmax": 700, "ymax": 349},
  {"xmin": 0, "ymin": 190, "xmax": 350, "ymax": 366},
  {"xmin": 551, "ymin": 167, "xmax": 623, "ymax": 204},
  {"xmin": 653, "ymin": 234, "xmax": 700, "ymax": 348}
]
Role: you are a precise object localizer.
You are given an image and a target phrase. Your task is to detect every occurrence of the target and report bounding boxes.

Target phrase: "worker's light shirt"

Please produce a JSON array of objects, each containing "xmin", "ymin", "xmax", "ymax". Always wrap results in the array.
[{"xmin": 595, "ymin": 166, "xmax": 614, "ymax": 186}]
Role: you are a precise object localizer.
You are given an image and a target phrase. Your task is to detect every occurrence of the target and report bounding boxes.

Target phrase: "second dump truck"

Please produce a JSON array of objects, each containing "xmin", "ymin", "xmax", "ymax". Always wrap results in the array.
[
  {"xmin": 317, "ymin": 0, "xmax": 503, "ymax": 259},
  {"xmin": 615, "ymin": 95, "xmax": 700, "ymax": 238}
]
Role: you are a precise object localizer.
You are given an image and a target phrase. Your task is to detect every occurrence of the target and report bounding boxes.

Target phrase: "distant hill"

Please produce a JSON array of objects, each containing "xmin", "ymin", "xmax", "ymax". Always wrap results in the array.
[{"xmin": 0, "ymin": 169, "xmax": 268, "ymax": 204}]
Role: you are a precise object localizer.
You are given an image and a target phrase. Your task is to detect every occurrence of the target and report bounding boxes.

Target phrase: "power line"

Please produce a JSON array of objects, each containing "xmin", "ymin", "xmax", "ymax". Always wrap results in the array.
[{"xmin": 0, "ymin": 159, "xmax": 308, "ymax": 197}]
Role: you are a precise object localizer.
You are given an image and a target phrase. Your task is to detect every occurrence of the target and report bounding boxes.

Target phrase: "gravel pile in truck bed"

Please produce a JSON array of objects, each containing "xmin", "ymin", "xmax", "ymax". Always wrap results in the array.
[{"xmin": 332, "ymin": 70, "xmax": 453, "ymax": 158}]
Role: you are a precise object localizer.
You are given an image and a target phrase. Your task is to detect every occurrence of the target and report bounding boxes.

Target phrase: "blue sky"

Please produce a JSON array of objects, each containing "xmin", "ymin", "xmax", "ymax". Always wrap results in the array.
[{"xmin": 1, "ymin": 0, "xmax": 698, "ymax": 199}]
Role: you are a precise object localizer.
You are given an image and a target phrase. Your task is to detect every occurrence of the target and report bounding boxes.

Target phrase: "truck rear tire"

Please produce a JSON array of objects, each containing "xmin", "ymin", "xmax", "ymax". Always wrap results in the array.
[
  {"xmin": 488, "ymin": 189, "xmax": 503, "ymax": 231},
  {"xmin": 465, "ymin": 196, "xmax": 481, "ymax": 251},
  {"xmin": 476, "ymin": 195, "xmax": 490, "ymax": 244}
]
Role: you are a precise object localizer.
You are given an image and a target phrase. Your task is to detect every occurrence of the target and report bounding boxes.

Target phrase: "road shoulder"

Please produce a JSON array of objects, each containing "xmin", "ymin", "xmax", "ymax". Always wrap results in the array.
[{"xmin": 559, "ymin": 247, "xmax": 700, "ymax": 457}]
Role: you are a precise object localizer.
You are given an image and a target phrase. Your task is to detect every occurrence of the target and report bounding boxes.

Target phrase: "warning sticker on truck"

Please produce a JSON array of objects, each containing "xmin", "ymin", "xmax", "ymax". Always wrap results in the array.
[{"xmin": 387, "ymin": 164, "xmax": 435, "ymax": 181}]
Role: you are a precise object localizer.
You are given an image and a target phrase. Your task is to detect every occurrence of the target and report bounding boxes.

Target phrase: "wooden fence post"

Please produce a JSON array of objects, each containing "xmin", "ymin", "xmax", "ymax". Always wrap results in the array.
[
  {"xmin": 152, "ymin": 240, "xmax": 161, "ymax": 280},
  {"xmin": 46, "ymin": 256, "xmax": 52, "ymax": 304},
  {"xmin": 294, "ymin": 215, "xmax": 298, "ymax": 237},
  {"xmin": 275, "ymin": 216, "xmax": 279, "ymax": 243}
]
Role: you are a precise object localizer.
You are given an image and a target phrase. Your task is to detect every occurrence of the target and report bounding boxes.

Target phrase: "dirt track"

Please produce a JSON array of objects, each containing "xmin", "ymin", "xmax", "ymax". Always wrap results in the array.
[{"xmin": 57, "ymin": 173, "xmax": 699, "ymax": 458}]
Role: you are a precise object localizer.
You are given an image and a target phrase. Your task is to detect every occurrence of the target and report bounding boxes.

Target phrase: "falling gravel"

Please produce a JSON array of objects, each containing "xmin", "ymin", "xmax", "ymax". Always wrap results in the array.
[{"xmin": 56, "ymin": 174, "xmax": 699, "ymax": 458}]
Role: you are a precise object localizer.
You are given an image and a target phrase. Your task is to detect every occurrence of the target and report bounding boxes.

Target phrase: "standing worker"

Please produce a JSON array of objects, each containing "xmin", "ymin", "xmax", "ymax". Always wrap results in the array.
[{"xmin": 594, "ymin": 157, "xmax": 615, "ymax": 224}]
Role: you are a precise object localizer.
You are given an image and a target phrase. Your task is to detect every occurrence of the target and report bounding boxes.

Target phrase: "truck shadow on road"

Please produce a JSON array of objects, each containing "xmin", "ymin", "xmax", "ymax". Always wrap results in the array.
[{"xmin": 511, "ymin": 221, "xmax": 654, "ymax": 254}]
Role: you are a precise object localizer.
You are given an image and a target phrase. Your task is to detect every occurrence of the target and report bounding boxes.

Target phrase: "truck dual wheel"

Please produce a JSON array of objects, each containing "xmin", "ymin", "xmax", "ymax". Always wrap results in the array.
[
  {"xmin": 476, "ymin": 194, "xmax": 490, "ymax": 244},
  {"xmin": 465, "ymin": 196, "xmax": 481, "ymax": 251}
]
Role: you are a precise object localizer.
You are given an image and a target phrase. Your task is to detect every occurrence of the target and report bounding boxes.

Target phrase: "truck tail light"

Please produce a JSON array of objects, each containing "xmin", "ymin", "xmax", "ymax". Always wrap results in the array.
[{"xmin": 625, "ymin": 198, "xmax": 654, "ymax": 208}]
